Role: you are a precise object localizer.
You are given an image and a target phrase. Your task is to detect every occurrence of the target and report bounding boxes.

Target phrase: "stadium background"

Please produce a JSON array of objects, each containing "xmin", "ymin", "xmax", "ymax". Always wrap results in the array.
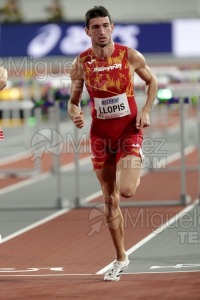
[{"xmin": 0, "ymin": 1, "xmax": 200, "ymax": 299}]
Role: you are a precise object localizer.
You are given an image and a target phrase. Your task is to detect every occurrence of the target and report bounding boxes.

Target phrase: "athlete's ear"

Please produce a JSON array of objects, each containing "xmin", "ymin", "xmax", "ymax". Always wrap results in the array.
[
  {"xmin": 85, "ymin": 27, "xmax": 91, "ymax": 37},
  {"xmin": 111, "ymin": 23, "xmax": 114, "ymax": 33}
]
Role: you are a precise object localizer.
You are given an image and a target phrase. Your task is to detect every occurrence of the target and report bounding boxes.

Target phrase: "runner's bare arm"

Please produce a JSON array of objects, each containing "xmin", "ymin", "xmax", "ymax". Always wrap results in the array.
[
  {"xmin": 0, "ymin": 67, "xmax": 8, "ymax": 90},
  {"xmin": 68, "ymin": 57, "xmax": 85, "ymax": 128},
  {"xmin": 128, "ymin": 49, "xmax": 158, "ymax": 129}
]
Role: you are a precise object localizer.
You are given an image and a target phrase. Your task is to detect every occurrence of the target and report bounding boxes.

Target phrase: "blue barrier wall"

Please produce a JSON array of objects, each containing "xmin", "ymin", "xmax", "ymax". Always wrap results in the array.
[
  {"xmin": 1, "ymin": 20, "xmax": 200, "ymax": 58},
  {"xmin": 0, "ymin": 22, "xmax": 172, "ymax": 58}
]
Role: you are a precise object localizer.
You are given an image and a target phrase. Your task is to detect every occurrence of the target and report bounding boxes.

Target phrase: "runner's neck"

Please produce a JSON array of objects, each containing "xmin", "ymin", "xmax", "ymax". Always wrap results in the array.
[{"xmin": 92, "ymin": 42, "xmax": 115, "ymax": 60}]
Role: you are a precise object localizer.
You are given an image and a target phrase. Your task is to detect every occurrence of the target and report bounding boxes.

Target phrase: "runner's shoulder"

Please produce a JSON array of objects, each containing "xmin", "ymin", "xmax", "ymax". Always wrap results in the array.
[
  {"xmin": 70, "ymin": 56, "xmax": 84, "ymax": 80},
  {"xmin": 127, "ymin": 48, "xmax": 146, "ymax": 68}
]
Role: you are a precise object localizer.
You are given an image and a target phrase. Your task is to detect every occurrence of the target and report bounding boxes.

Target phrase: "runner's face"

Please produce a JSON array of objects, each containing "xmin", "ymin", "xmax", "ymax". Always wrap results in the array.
[{"xmin": 86, "ymin": 17, "xmax": 114, "ymax": 47}]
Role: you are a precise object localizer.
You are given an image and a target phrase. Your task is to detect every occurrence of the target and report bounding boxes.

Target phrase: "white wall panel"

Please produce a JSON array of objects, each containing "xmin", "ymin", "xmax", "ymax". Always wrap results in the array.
[
  {"xmin": 172, "ymin": 19, "xmax": 200, "ymax": 57},
  {"xmin": 0, "ymin": 0, "xmax": 199, "ymax": 22}
]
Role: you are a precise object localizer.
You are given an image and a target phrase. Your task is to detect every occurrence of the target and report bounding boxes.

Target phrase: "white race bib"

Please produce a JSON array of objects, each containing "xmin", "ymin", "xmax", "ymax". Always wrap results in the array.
[{"xmin": 94, "ymin": 93, "xmax": 130, "ymax": 119}]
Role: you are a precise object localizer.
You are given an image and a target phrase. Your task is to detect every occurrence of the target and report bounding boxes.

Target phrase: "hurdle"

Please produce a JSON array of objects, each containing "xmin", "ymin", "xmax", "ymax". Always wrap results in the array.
[
  {"xmin": 69, "ymin": 85, "xmax": 200, "ymax": 208},
  {"xmin": 48, "ymin": 101, "xmax": 71, "ymax": 209},
  {"xmin": 167, "ymin": 84, "xmax": 200, "ymax": 205},
  {"xmin": 0, "ymin": 101, "xmax": 42, "ymax": 178},
  {"xmin": 198, "ymin": 98, "xmax": 200, "ymax": 203}
]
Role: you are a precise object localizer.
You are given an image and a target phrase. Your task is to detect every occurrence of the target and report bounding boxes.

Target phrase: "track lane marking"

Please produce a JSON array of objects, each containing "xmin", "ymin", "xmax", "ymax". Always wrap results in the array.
[
  {"xmin": 0, "ymin": 156, "xmax": 91, "ymax": 196},
  {"xmin": 0, "ymin": 146, "xmax": 197, "ymax": 252},
  {"xmin": 0, "ymin": 209, "xmax": 70, "ymax": 244},
  {"xmin": 0, "ymin": 269, "xmax": 200, "ymax": 277},
  {"xmin": 96, "ymin": 199, "xmax": 199, "ymax": 274}
]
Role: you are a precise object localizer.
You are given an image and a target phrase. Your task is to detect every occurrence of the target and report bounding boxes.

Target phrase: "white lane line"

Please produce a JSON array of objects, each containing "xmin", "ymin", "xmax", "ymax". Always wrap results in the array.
[
  {"xmin": 0, "ymin": 172, "xmax": 54, "ymax": 196},
  {"xmin": 83, "ymin": 191, "xmax": 103, "ymax": 203},
  {"xmin": 0, "ymin": 156, "xmax": 91, "ymax": 196},
  {"xmin": 0, "ymin": 270, "xmax": 200, "ymax": 277},
  {"xmin": 96, "ymin": 199, "xmax": 199, "ymax": 274},
  {"xmin": 0, "ymin": 151, "xmax": 30, "ymax": 165},
  {"xmin": 0, "ymin": 209, "xmax": 70, "ymax": 244},
  {"xmin": 0, "ymin": 274, "xmax": 95, "ymax": 277},
  {"xmin": 125, "ymin": 270, "xmax": 200, "ymax": 274},
  {"xmin": 0, "ymin": 158, "xmax": 91, "ymax": 242},
  {"xmin": 0, "ymin": 146, "xmax": 197, "ymax": 248},
  {"xmin": 0, "ymin": 144, "xmax": 196, "ymax": 198},
  {"xmin": 164, "ymin": 145, "xmax": 196, "ymax": 164}
]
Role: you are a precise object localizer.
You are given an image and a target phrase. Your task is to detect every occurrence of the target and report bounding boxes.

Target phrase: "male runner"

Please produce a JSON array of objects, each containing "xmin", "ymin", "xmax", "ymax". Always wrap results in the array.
[{"xmin": 68, "ymin": 6, "xmax": 158, "ymax": 281}]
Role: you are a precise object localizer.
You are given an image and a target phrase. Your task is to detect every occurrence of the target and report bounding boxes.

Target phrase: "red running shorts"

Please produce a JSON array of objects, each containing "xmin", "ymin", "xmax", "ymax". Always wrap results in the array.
[{"xmin": 91, "ymin": 133, "xmax": 143, "ymax": 169}]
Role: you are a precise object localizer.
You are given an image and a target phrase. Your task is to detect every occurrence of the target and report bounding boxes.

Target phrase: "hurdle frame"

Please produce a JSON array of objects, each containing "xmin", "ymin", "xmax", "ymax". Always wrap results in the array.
[
  {"xmin": 0, "ymin": 103, "xmax": 43, "ymax": 178},
  {"xmin": 69, "ymin": 88, "xmax": 200, "ymax": 208}
]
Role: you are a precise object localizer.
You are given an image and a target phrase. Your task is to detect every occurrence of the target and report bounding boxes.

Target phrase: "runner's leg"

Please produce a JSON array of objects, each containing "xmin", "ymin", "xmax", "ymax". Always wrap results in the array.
[
  {"xmin": 117, "ymin": 155, "xmax": 142, "ymax": 198},
  {"xmin": 95, "ymin": 164, "xmax": 126, "ymax": 261}
]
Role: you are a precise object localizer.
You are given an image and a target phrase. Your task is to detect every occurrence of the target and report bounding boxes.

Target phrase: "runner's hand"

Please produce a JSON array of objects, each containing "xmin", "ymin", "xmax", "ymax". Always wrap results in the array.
[
  {"xmin": 72, "ymin": 111, "xmax": 84, "ymax": 128},
  {"xmin": 136, "ymin": 110, "xmax": 150, "ymax": 130}
]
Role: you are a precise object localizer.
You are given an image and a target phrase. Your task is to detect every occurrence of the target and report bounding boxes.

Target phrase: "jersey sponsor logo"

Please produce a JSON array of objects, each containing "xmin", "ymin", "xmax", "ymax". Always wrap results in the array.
[
  {"xmin": 93, "ymin": 63, "xmax": 122, "ymax": 72},
  {"xmin": 102, "ymin": 98, "xmax": 119, "ymax": 105}
]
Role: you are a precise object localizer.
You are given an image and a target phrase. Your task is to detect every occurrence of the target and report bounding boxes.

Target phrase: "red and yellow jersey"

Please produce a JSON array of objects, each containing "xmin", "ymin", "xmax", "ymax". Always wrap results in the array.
[{"xmin": 79, "ymin": 43, "xmax": 142, "ymax": 143}]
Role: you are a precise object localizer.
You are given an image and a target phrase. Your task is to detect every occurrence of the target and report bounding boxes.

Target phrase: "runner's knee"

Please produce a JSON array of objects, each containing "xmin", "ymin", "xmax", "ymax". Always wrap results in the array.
[
  {"xmin": 120, "ymin": 179, "xmax": 140, "ymax": 198},
  {"xmin": 120, "ymin": 187, "xmax": 134, "ymax": 198}
]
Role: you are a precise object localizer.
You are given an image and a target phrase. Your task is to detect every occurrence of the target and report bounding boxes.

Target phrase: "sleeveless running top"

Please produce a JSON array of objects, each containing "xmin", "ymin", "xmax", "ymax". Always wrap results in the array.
[{"xmin": 79, "ymin": 43, "xmax": 142, "ymax": 142}]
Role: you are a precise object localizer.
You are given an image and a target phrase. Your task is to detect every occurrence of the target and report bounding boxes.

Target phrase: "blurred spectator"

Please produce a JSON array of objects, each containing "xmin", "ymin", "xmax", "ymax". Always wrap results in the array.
[
  {"xmin": 45, "ymin": 0, "xmax": 65, "ymax": 22},
  {"xmin": 0, "ymin": 0, "xmax": 23, "ymax": 23}
]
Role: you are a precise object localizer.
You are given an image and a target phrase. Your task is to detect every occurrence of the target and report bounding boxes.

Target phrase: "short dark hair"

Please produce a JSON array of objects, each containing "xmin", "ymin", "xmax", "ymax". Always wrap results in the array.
[{"xmin": 85, "ymin": 6, "xmax": 112, "ymax": 29}]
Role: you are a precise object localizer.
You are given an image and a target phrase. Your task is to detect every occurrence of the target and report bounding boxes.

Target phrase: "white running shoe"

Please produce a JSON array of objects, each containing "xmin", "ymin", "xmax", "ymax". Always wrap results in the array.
[{"xmin": 104, "ymin": 256, "xmax": 130, "ymax": 281}]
